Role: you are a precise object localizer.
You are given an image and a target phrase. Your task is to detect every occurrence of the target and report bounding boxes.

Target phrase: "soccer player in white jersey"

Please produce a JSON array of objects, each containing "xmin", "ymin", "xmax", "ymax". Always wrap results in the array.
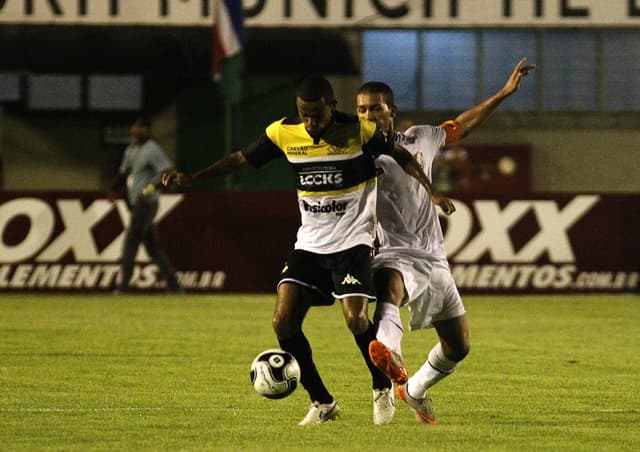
[
  {"xmin": 356, "ymin": 58, "xmax": 536, "ymax": 424},
  {"xmin": 163, "ymin": 76, "xmax": 451, "ymax": 425}
]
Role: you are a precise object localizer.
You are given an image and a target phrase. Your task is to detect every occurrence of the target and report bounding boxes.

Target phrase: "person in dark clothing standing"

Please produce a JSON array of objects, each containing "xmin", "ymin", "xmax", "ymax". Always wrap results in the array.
[{"xmin": 110, "ymin": 117, "xmax": 182, "ymax": 294}]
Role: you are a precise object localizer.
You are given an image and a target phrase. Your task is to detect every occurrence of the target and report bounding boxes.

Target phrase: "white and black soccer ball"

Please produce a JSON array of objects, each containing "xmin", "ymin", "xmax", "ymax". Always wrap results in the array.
[{"xmin": 250, "ymin": 349, "xmax": 301, "ymax": 399}]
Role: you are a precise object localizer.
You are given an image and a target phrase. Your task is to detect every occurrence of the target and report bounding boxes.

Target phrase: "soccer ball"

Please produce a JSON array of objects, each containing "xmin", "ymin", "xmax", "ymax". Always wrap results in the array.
[{"xmin": 250, "ymin": 349, "xmax": 301, "ymax": 399}]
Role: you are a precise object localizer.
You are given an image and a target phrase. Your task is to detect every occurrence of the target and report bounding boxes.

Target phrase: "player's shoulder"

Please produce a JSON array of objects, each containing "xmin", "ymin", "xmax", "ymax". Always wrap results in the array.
[
  {"xmin": 403, "ymin": 124, "xmax": 446, "ymax": 144},
  {"xmin": 333, "ymin": 111, "xmax": 359, "ymax": 124},
  {"xmin": 266, "ymin": 117, "xmax": 299, "ymax": 137},
  {"xmin": 143, "ymin": 139, "xmax": 165, "ymax": 154},
  {"xmin": 279, "ymin": 116, "xmax": 302, "ymax": 126},
  {"xmin": 147, "ymin": 138, "xmax": 162, "ymax": 147},
  {"xmin": 264, "ymin": 116, "xmax": 300, "ymax": 129},
  {"xmin": 404, "ymin": 124, "xmax": 441, "ymax": 136}
]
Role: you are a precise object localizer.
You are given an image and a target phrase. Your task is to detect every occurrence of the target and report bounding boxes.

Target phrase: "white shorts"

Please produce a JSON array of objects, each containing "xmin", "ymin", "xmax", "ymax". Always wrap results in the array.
[{"xmin": 372, "ymin": 248, "xmax": 466, "ymax": 330}]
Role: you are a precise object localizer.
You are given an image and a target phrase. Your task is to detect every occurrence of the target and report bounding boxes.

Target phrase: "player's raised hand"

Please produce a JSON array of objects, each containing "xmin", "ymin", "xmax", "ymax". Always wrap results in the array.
[
  {"xmin": 502, "ymin": 58, "xmax": 536, "ymax": 96},
  {"xmin": 161, "ymin": 169, "xmax": 192, "ymax": 188}
]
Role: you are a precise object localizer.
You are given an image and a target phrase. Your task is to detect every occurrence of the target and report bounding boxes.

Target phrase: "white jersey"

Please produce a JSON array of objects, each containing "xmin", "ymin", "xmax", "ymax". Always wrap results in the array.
[
  {"xmin": 376, "ymin": 125, "xmax": 447, "ymax": 259},
  {"xmin": 374, "ymin": 125, "xmax": 465, "ymax": 329}
]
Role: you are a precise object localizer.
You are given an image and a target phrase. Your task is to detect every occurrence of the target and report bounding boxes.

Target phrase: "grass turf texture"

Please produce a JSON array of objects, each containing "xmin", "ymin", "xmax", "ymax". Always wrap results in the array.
[{"xmin": 0, "ymin": 294, "xmax": 638, "ymax": 451}]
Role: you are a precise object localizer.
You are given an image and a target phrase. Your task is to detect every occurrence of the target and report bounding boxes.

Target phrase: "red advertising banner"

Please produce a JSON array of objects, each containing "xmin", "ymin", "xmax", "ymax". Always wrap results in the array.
[{"xmin": 0, "ymin": 191, "xmax": 638, "ymax": 293}]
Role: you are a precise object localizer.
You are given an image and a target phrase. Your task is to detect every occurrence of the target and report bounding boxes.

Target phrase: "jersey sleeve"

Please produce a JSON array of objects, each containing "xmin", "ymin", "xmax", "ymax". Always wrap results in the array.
[
  {"xmin": 241, "ymin": 133, "xmax": 283, "ymax": 168},
  {"xmin": 404, "ymin": 124, "xmax": 447, "ymax": 166},
  {"xmin": 439, "ymin": 120, "xmax": 463, "ymax": 145}
]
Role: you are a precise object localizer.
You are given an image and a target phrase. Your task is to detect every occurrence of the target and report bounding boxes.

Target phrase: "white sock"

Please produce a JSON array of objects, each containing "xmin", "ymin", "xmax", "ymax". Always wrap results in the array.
[
  {"xmin": 373, "ymin": 303, "xmax": 404, "ymax": 356},
  {"xmin": 407, "ymin": 342, "xmax": 458, "ymax": 399}
]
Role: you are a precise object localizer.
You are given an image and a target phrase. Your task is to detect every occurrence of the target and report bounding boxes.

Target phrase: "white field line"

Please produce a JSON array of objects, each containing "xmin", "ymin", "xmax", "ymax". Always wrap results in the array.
[{"xmin": 0, "ymin": 407, "xmax": 246, "ymax": 413}]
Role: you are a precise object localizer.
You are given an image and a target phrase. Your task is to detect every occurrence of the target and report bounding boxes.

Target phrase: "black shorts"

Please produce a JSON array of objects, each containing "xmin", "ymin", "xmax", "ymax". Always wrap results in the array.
[{"xmin": 278, "ymin": 245, "xmax": 376, "ymax": 306}]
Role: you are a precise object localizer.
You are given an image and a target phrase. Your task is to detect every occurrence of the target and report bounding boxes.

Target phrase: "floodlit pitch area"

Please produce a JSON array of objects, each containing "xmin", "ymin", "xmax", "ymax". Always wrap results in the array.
[{"xmin": 1, "ymin": 294, "xmax": 638, "ymax": 451}]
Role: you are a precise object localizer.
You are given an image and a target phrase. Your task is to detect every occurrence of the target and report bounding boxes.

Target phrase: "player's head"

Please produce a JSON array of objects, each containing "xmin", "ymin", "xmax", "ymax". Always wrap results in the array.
[
  {"xmin": 356, "ymin": 81, "xmax": 397, "ymax": 131},
  {"xmin": 130, "ymin": 116, "xmax": 151, "ymax": 144},
  {"xmin": 295, "ymin": 76, "xmax": 337, "ymax": 138}
]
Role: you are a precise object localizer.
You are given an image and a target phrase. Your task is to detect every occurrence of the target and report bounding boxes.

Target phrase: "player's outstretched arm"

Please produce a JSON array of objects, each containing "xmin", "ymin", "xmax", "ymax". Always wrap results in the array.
[
  {"xmin": 161, "ymin": 150, "xmax": 248, "ymax": 188},
  {"xmin": 452, "ymin": 57, "xmax": 536, "ymax": 141},
  {"xmin": 390, "ymin": 143, "xmax": 456, "ymax": 216}
]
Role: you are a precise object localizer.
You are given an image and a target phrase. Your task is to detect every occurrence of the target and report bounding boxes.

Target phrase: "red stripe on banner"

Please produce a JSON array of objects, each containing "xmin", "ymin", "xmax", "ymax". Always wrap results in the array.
[{"xmin": 0, "ymin": 191, "xmax": 638, "ymax": 294}]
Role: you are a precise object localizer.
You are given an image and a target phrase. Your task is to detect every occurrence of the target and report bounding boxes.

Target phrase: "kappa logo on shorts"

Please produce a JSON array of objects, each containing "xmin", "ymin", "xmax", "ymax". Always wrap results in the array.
[{"xmin": 341, "ymin": 274, "xmax": 361, "ymax": 285}]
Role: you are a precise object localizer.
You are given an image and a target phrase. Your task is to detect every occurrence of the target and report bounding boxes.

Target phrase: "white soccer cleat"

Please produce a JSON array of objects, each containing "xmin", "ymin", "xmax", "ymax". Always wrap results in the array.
[
  {"xmin": 298, "ymin": 400, "xmax": 340, "ymax": 426},
  {"xmin": 373, "ymin": 387, "xmax": 395, "ymax": 425},
  {"xmin": 396, "ymin": 383, "xmax": 437, "ymax": 425}
]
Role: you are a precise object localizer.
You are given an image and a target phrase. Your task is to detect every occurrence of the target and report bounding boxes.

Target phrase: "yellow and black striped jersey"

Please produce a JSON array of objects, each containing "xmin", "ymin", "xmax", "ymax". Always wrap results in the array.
[{"xmin": 243, "ymin": 111, "xmax": 392, "ymax": 254}]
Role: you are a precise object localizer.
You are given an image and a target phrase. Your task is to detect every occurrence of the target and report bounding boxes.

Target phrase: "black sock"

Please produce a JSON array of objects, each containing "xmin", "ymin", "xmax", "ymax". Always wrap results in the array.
[
  {"xmin": 354, "ymin": 321, "xmax": 392, "ymax": 390},
  {"xmin": 279, "ymin": 331, "xmax": 333, "ymax": 404}
]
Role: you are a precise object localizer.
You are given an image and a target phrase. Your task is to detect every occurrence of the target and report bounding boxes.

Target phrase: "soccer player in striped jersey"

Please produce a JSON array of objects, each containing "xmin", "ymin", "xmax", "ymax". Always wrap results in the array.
[
  {"xmin": 162, "ymin": 76, "xmax": 451, "ymax": 425},
  {"xmin": 357, "ymin": 58, "xmax": 535, "ymax": 424}
]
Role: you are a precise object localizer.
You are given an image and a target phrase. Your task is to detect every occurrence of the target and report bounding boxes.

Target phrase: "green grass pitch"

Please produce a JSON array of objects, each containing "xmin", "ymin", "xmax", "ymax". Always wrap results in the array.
[{"xmin": 0, "ymin": 293, "xmax": 638, "ymax": 451}]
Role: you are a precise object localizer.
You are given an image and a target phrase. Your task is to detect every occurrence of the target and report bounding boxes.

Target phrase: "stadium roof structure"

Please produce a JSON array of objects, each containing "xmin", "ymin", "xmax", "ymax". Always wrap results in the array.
[{"xmin": 0, "ymin": 25, "xmax": 358, "ymax": 76}]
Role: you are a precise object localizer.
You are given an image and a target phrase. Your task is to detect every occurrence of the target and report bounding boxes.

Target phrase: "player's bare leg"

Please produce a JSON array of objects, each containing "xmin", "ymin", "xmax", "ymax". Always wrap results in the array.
[
  {"xmin": 399, "ymin": 314, "xmax": 470, "ymax": 424},
  {"xmin": 341, "ymin": 296, "xmax": 393, "ymax": 388},
  {"xmin": 272, "ymin": 282, "xmax": 310, "ymax": 339},
  {"xmin": 273, "ymin": 282, "xmax": 338, "ymax": 424},
  {"xmin": 435, "ymin": 313, "xmax": 470, "ymax": 363},
  {"xmin": 340, "ymin": 295, "xmax": 370, "ymax": 335},
  {"xmin": 341, "ymin": 296, "xmax": 395, "ymax": 425}
]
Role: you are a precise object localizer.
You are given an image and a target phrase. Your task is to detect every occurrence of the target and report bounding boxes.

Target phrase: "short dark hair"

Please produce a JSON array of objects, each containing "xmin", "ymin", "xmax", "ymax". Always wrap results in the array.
[
  {"xmin": 357, "ymin": 81, "xmax": 395, "ymax": 106},
  {"xmin": 296, "ymin": 76, "xmax": 335, "ymax": 102}
]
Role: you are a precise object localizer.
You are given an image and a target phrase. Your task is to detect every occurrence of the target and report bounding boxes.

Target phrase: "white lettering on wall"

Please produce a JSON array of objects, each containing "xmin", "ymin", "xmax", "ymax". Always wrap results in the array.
[
  {"xmin": 441, "ymin": 195, "xmax": 600, "ymax": 263},
  {"xmin": 0, "ymin": 195, "xmax": 184, "ymax": 263}
]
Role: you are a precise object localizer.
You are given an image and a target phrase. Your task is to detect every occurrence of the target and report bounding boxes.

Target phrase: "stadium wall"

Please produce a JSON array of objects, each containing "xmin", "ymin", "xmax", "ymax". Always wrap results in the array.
[
  {"xmin": 2, "ymin": 94, "xmax": 640, "ymax": 194},
  {"xmin": 0, "ymin": 191, "xmax": 637, "ymax": 294},
  {"xmin": 1, "ymin": 23, "xmax": 640, "ymax": 194}
]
